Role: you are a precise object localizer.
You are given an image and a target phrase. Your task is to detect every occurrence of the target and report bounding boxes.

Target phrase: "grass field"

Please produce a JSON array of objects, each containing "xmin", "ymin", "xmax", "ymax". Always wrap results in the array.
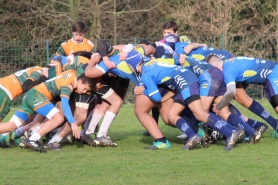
[{"xmin": 0, "ymin": 100, "xmax": 278, "ymax": 185}]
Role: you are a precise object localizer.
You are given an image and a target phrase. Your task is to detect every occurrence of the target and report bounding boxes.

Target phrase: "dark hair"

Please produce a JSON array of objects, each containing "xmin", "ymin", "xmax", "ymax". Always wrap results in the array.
[
  {"xmin": 77, "ymin": 73, "xmax": 96, "ymax": 91},
  {"xmin": 162, "ymin": 21, "xmax": 178, "ymax": 32},
  {"xmin": 71, "ymin": 21, "xmax": 87, "ymax": 33}
]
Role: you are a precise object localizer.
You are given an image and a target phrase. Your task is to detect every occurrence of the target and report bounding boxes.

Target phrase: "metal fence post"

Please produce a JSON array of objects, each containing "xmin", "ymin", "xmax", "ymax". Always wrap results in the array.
[
  {"xmin": 134, "ymin": 37, "xmax": 137, "ymax": 46},
  {"xmin": 221, "ymin": 34, "xmax": 225, "ymax": 50},
  {"xmin": 46, "ymin": 40, "xmax": 49, "ymax": 64}
]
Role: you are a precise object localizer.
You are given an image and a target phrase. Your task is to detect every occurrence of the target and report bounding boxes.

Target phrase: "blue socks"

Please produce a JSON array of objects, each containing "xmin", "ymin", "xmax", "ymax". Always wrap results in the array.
[
  {"xmin": 176, "ymin": 118, "xmax": 196, "ymax": 138},
  {"xmin": 227, "ymin": 114, "xmax": 254, "ymax": 136},
  {"xmin": 248, "ymin": 100, "xmax": 278, "ymax": 130},
  {"xmin": 206, "ymin": 113, "xmax": 232, "ymax": 138},
  {"xmin": 14, "ymin": 127, "xmax": 24, "ymax": 138}
]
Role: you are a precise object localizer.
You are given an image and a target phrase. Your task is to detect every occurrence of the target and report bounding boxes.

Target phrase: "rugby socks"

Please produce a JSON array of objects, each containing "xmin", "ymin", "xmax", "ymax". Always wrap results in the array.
[
  {"xmin": 246, "ymin": 118, "xmax": 262, "ymax": 129},
  {"xmin": 225, "ymin": 122, "xmax": 237, "ymax": 130},
  {"xmin": 248, "ymin": 100, "xmax": 278, "ymax": 130},
  {"xmin": 155, "ymin": 137, "xmax": 167, "ymax": 143},
  {"xmin": 97, "ymin": 111, "xmax": 116, "ymax": 137},
  {"xmin": 229, "ymin": 103, "xmax": 263, "ymax": 129},
  {"xmin": 29, "ymin": 132, "xmax": 41, "ymax": 141},
  {"xmin": 227, "ymin": 114, "xmax": 254, "ymax": 136},
  {"xmin": 176, "ymin": 118, "xmax": 196, "ymax": 138},
  {"xmin": 48, "ymin": 134, "xmax": 62, "ymax": 144},
  {"xmin": 14, "ymin": 127, "xmax": 24, "ymax": 137},
  {"xmin": 31, "ymin": 125, "xmax": 40, "ymax": 135},
  {"xmin": 81, "ymin": 111, "xmax": 92, "ymax": 135},
  {"xmin": 229, "ymin": 104, "xmax": 241, "ymax": 116},
  {"xmin": 85, "ymin": 110, "xmax": 104, "ymax": 135},
  {"xmin": 206, "ymin": 114, "xmax": 232, "ymax": 138}
]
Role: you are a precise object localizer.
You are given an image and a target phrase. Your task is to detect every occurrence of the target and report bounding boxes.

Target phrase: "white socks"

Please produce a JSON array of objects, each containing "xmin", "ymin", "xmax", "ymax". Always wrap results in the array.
[
  {"xmin": 29, "ymin": 133, "xmax": 41, "ymax": 141},
  {"xmin": 85, "ymin": 110, "xmax": 103, "ymax": 135},
  {"xmin": 97, "ymin": 111, "xmax": 116, "ymax": 137},
  {"xmin": 48, "ymin": 134, "xmax": 62, "ymax": 144}
]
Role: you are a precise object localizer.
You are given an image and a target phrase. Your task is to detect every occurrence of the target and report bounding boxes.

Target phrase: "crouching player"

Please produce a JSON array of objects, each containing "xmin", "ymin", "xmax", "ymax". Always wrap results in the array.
[{"xmin": 0, "ymin": 69, "xmax": 96, "ymax": 152}]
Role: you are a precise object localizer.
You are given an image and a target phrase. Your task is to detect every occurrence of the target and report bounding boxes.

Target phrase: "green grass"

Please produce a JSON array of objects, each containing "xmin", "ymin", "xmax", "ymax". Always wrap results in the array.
[{"xmin": 0, "ymin": 100, "xmax": 278, "ymax": 185}]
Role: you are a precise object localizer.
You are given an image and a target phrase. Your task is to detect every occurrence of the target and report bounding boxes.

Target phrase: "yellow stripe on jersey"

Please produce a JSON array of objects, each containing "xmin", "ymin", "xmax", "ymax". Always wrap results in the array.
[
  {"xmin": 161, "ymin": 76, "xmax": 171, "ymax": 83},
  {"xmin": 191, "ymin": 54, "xmax": 205, "ymax": 60},
  {"xmin": 117, "ymin": 61, "xmax": 133, "ymax": 74},
  {"xmin": 243, "ymin": 70, "xmax": 257, "ymax": 77}
]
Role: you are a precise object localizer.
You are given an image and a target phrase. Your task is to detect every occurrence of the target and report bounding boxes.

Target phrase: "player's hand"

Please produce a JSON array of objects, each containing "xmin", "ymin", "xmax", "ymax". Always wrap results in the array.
[
  {"xmin": 179, "ymin": 54, "xmax": 186, "ymax": 65},
  {"xmin": 119, "ymin": 51, "xmax": 128, "ymax": 61},
  {"xmin": 212, "ymin": 104, "xmax": 220, "ymax": 115},
  {"xmin": 104, "ymin": 60, "xmax": 116, "ymax": 69},
  {"xmin": 71, "ymin": 123, "xmax": 80, "ymax": 139},
  {"xmin": 41, "ymin": 67, "xmax": 49, "ymax": 78},
  {"xmin": 134, "ymin": 86, "xmax": 145, "ymax": 95}
]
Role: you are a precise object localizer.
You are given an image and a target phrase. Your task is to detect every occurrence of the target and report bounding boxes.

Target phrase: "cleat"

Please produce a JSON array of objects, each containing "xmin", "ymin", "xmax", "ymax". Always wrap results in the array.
[
  {"xmin": 5, "ymin": 131, "xmax": 19, "ymax": 147},
  {"xmin": 80, "ymin": 133, "xmax": 96, "ymax": 146},
  {"xmin": 253, "ymin": 131, "xmax": 262, "ymax": 143},
  {"xmin": 243, "ymin": 136, "xmax": 255, "ymax": 144},
  {"xmin": 255, "ymin": 123, "xmax": 268, "ymax": 138},
  {"xmin": 225, "ymin": 129, "xmax": 243, "ymax": 150},
  {"xmin": 143, "ymin": 131, "xmax": 151, "ymax": 136},
  {"xmin": 21, "ymin": 138, "xmax": 46, "ymax": 153},
  {"xmin": 24, "ymin": 130, "xmax": 32, "ymax": 139},
  {"xmin": 0, "ymin": 135, "xmax": 8, "ymax": 148},
  {"xmin": 200, "ymin": 134, "xmax": 211, "ymax": 148},
  {"xmin": 177, "ymin": 133, "xmax": 188, "ymax": 139},
  {"xmin": 183, "ymin": 134, "xmax": 201, "ymax": 150},
  {"xmin": 44, "ymin": 142, "xmax": 62, "ymax": 151},
  {"xmin": 145, "ymin": 140, "xmax": 171, "ymax": 150},
  {"xmin": 93, "ymin": 136, "xmax": 117, "ymax": 147}
]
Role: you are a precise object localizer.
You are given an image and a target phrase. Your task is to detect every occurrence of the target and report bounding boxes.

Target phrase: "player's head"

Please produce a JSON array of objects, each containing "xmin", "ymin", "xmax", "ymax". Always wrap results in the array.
[
  {"xmin": 76, "ymin": 73, "xmax": 96, "ymax": 93},
  {"xmin": 162, "ymin": 21, "xmax": 178, "ymax": 37},
  {"xmin": 126, "ymin": 50, "xmax": 143, "ymax": 73},
  {"xmin": 206, "ymin": 55, "xmax": 224, "ymax": 69},
  {"xmin": 164, "ymin": 34, "xmax": 180, "ymax": 51},
  {"xmin": 72, "ymin": 21, "xmax": 87, "ymax": 43}
]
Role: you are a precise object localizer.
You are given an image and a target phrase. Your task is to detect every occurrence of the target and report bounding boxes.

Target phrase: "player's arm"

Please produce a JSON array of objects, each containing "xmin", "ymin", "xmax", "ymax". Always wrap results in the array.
[
  {"xmin": 215, "ymin": 83, "xmax": 236, "ymax": 111},
  {"xmin": 72, "ymin": 51, "xmax": 93, "ymax": 59},
  {"xmin": 61, "ymin": 95, "xmax": 80, "ymax": 139},
  {"xmin": 141, "ymin": 76, "xmax": 162, "ymax": 102},
  {"xmin": 183, "ymin": 43, "xmax": 207, "ymax": 55},
  {"xmin": 22, "ymin": 68, "xmax": 49, "ymax": 93},
  {"xmin": 97, "ymin": 39, "xmax": 116, "ymax": 69},
  {"xmin": 84, "ymin": 53, "xmax": 105, "ymax": 78}
]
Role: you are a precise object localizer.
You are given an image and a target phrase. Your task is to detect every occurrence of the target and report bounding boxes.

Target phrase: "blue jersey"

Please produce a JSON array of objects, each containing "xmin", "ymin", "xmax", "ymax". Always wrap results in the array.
[
  {"xmin": 141, "ymin": 61, "xmax": 199, "ymax": 102},
  {"xmin": 181, "ymin": 56, "xmax": 214, "ymax": 78},
  {"xmin": 223, "ymin": 57, "xmax": 277, "ymax": 85},
  {"xmin": 96, "ymin": 54, "xmax": 140, "ymax": 85},
  {"xmin": 175, "ymin": 42, "xmax": 233, "ymax": 61}
]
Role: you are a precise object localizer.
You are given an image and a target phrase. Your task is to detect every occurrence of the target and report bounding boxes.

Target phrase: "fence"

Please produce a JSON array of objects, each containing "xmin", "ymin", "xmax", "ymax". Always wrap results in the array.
[{"xmin": 0, "ymin": 34, "xmax": 276, "ymax": 105}]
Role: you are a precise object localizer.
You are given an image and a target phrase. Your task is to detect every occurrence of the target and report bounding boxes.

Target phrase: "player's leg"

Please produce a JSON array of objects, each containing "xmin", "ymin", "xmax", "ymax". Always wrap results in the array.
[
  {"xmin": 229, "ymin": 104, "xmax": 268, "ymax": 137},
  {"xmin": 181, "ymin": 82, "xmax": 242, "ymax": 150},
  {"xmin": 20, "ymin": 89, "xmax": 64, "ymax": 152},
  {"xmin": 236, "ymin": 83, "xmax": 278, "ymax": 132},
  {"xmin": 93, "ymin": 77, "xmax": 126, "ymax": 147},
  {"xmin": 135, "ymin": 94, "xmax": 170, "ymax": 149}
]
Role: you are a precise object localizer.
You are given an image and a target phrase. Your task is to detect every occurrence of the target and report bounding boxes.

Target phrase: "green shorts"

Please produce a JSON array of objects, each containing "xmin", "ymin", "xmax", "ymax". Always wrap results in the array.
[
  {"xmin": 19, "ymin": 88, "xmax": 51, "ymax": 117},
  {"xmin": 0, "ymin": 87, "xmax": 12, "ymax": 121}
]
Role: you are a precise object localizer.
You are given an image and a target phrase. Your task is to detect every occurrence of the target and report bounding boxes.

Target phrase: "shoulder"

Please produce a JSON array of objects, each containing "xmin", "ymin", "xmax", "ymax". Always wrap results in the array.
[{"xmin": 83, "ymin": 38, "xmax": 94, "ymax": 47}]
